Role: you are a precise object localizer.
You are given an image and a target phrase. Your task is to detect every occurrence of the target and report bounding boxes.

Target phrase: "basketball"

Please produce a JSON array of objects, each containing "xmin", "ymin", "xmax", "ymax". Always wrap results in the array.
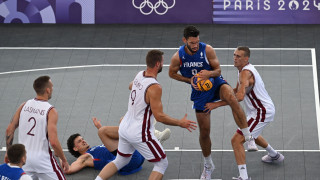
[{"xmin": 193, "ymin": 74, "xmax": 213, "ymax": 91}]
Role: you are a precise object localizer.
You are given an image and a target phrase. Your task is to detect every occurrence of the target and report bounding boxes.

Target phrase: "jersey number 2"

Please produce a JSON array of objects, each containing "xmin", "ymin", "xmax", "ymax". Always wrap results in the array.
[{"xmin": 27, "ymin": 117, "xmax": 36, "ymax": 136}]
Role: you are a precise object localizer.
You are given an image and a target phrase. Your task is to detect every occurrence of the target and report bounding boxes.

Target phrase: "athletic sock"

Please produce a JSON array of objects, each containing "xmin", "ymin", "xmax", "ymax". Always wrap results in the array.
[
  {"xmin": 204, "ymin": 155, "xmax": 214, "ymax": 168},
  {"xmin": 265, "ymin": 144, "xmax": 278, "ymax": 157},
  {"xmin": 241, "ymin": 127, "xmax": 251, "ymax": 140},
  {"xmin": 238, "ymin": 164, "xmax": 248, "ymax": 179}
]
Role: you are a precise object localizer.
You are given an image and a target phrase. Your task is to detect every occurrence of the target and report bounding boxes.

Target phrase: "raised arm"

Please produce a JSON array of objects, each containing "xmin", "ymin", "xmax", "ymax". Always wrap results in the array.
[
  {"xmin": 47, "ymin": 108, "xmax": 69, "ymax": 172},
  {"xmin": 169, "ymin": 51, "xmax": 192, "ymax": 84},
  {"xmin": 147, "ymin": 84, "xmax": 197, "ymax": 132}
]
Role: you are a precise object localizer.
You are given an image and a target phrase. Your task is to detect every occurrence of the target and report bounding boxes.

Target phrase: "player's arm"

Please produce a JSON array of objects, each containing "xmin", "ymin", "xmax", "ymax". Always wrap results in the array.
[
  {"xmin": 198, "ymin": 45, "xmax": 221, "ymax": 79},
  {"xmin": 5, "ymin": 103, "xmax": 25, "ymax": 162},
  {"xmin": 47, "ymin": 108, "xmax": 70, "ymax": 172},
  {"xmin": 64, "ymin": 153, "xmax": 94, "ymax": 174},
  {"xmin": 234, "ymin": 70, "xmax": 252, "ymax": 101},
  {"xmin": 147, "ymin": 84, "xmax": 197, "ymax": 132},
  {"xmin": 169, "ymin": 51, "xmax": 192, "ymax": 84}
]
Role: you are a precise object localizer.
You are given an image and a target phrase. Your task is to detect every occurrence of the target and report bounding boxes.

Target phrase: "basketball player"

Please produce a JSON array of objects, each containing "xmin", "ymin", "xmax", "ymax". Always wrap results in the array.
[
  {"xmin": 5, "ymin": 76, "xmax": 69, "ymax": 180},
  {"xmin": 169, "ymin": 25, "xmax": 257, "ymax": 179},
  {"xmin": 0, "ymin": 144, "xmax": 32, "ymax": 180},
  {"xmin": 95, "ymin": 50, "xmax": 197, "ymax": 180},
  {"xmin": 65, "ymin": 117, "xmax": 170, "ymax": 175},
  {"xmin": 205, "ymin": 46, "xmax": 284, "ymax": 180}
]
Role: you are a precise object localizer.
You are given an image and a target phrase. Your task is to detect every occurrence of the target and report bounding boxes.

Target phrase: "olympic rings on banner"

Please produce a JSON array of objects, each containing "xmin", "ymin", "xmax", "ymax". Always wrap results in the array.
[{"xmin": 132, "ymin": 0, "xmax": 175, "ymax": 15}]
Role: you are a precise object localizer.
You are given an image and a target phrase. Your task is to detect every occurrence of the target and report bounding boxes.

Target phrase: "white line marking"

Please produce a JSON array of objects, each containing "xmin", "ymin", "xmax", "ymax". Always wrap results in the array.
[
  {"xmin": 0, "ymin": 47, "xmax": 315, "ymax": 50},
  {"xmin": 1, "ymin": 148, "xmax": 320, "ymax": 152},
  {"xmin": 311, "ymin": 48, "xmax": 320, "ymax": 150},
  {"xmin": 0, "ymin": 64, "xmax": 312, "ymax": 75}
]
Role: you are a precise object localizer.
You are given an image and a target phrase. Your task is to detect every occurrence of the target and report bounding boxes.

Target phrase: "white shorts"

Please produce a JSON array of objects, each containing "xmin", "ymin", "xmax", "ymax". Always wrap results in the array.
[
  {"xmin": 26, "ymin": 171, "xmax": 66, "ymax": 180},
  {"xmin": 237, "ymin": 114, "xmax": 274, "ymax": 139},
  {"xmin": 117, "ymin": 135, "xmax": 166, "ymax": 162}
]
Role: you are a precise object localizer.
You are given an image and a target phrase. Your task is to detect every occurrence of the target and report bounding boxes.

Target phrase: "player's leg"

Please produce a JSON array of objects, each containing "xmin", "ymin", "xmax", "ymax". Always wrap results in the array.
[
  {"xmin": 219, "ymin": 84, "xmax": 257, "ymax": 151},
  {"xmin": 196, "ymin": 111, "xmax": 215, "ymax": 179},
  {"xmin": 231, "ymin": 132, "xmax": 249, "ymax": 180},
  {"xmin": 149, "ymin": 157, "xmax": 168, "ymax": 180},
  {"xmin": 98, "ymin": 126, "xmax": 119, "ymax": 152},
  {"xmin": 256, "ymin": 135, "xmax": 284, "ymax": 163}
]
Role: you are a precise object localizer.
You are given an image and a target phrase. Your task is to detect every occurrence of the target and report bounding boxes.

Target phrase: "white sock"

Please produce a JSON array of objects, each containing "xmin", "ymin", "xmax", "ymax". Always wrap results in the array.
[
  {"xmin": 241, "ymin": 127, "xmax": 251, "ymax": 140},
  {"xmin": 238, "ymin": 164, "xmax": 248, "ymax": 179},
  {"xmin": 95, "ymin": 176, "xmax": 103, "ymax": 180},
  {"xmin": 265, "ymin": 144, "xmax": 277, "ymax": 157},
  {"xmin": 204, "ymin": 155, "xmax": 214, "ymax": 168}
]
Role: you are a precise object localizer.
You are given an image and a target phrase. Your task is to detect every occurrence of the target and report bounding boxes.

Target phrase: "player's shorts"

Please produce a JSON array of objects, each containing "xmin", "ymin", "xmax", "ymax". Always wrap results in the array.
[
  {"xmin": 26, "ymin": 171, "xmax": 66, "ymax": 180},
  {"xmin": 237, "ymin": 113, "xmax": 275, "ymax": 138},
  {"xmin": 117, "ymin": 135, "xmax": 166, "ymax": 163},
  {"xmin": 119, "ymin": 150, "xmax": 145, "ymax": 175},
  {"xmin": 191, "ymin": 75, "xmax": 228, "ymax": 111}
]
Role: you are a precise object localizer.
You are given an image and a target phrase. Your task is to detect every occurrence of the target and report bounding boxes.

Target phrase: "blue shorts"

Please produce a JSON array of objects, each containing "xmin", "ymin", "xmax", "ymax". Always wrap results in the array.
[
  {"xmin": 118, "ymin": 150, "xmax": 145, "ymax": 175},
  {"xmin": 191, "ymin": 75, "xmax": 228, "ymax": 111}
]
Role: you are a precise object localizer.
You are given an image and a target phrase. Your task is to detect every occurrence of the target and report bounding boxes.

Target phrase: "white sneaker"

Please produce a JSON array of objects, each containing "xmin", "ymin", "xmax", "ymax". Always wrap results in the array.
[
  {"xmin": 154, "ymin": 128, "xmax": 171, "ymax": 144},
  {"xmin": 245, "ymin": 136, "xmax": 258, "ymax": 152},
  {"xmin": 262, "ymin": 152, "xmax": 284, "ymax": 163},
  {"xmin": 200, "ymin": 164, "xmax": 215, "ymax": 180},
  {"xmin": 232, "ymin": 176, "xmax": 251, "ymax": 180}
]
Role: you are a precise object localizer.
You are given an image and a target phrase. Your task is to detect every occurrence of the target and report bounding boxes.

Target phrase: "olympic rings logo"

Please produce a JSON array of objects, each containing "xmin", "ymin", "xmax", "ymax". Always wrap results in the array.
[{"xmin": 132, "ymin": 0, "xmax": 175, "ymax": 15}]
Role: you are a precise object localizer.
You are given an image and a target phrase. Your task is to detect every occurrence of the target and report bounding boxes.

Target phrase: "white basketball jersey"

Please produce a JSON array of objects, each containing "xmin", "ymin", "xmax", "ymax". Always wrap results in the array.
[
  {"xmin": 19, "ymin": 98, "xmax": 60, "ymax": 173},
  {"xmin": 238, "ymin": 64, "xmax": 275, "ymax": 122},
  {"xmin": 119, "ymin": 71, "xmax": 159, "ymax": 142}
]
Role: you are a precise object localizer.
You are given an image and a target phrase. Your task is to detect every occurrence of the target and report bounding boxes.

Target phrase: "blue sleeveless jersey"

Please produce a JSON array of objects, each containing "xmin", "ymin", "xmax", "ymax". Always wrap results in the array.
[
  {"xmin": 178, "ymin": 42, "xmax": 228, "ymax": 110},
  {"xmin": 0, "ymin": 163, "xmax": 25, "ymax": 180},
  {"xmin": 86, "ymin": 145, "xmax": 144, "ymax": 175}
]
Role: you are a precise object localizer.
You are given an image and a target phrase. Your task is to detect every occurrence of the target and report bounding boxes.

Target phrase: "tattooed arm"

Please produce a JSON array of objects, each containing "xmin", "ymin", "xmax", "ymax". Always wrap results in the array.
[{"xmin": 4, "ymin": 103, "xmax": 25, "ymax": 162}]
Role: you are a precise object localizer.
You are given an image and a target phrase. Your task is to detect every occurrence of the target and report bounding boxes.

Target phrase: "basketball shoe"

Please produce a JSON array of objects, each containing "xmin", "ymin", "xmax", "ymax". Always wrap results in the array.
[
  {"xmin": 245, "ymin": 135, "xmax": 258, "ymax": 152},
  {"xmin": 262, "ymin": 152, "xmax": 285, "ymax": 163},
  {"xmin": 200, "ymin": 164, "xmax": 215, "ymax": 180},
  {"xmin": 232, "ymin": 176, "xmax": 251, "ymax": 180},
  {"xmin": 154, "ymin": 128, "xmax": 171, "ymax": 144}
]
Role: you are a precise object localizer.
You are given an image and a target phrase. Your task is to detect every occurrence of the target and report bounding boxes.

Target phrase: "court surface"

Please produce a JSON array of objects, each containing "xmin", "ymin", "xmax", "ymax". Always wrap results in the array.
[{"xmin": 0, "ymin": 25, "xmax": 320, "ymax": 180}]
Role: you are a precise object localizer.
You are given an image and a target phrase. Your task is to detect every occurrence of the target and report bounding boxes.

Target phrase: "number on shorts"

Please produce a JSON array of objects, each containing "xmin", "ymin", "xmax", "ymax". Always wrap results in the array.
[
  {"xmin": 27, "ymin": 117, "xmax": 36, "ymax": 136},
  {"xmin": 131, "ymin": 90, "xmax": 136, "ymax": 105}
]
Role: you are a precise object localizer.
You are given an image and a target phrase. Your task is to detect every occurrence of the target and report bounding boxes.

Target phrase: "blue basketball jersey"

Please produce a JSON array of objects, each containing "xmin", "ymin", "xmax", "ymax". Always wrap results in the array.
[
  {"xmin": 0, "ymin": 163, "xmax": 25, "ymax": 180},
  {"xmin": 178, "ymin": 42, "xmax": 228, "ymax": 110},
  {"xmin": 178, "ymin": 42, "xmax": 212, "ymax": 78},
  {"xmin": 86, "ymin": 145, "xmax": 144, "ymax": 175}
]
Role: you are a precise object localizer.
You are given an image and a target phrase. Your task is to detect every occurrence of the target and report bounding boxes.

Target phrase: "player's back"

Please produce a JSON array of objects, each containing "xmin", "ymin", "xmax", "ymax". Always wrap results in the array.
[
  {"xmin": 119, "ymin": 71, "xmax": 159, "ymax": 142},
  {"xmin": 18, "ymin": 98, "xmax": 54, "ymax": 172}
]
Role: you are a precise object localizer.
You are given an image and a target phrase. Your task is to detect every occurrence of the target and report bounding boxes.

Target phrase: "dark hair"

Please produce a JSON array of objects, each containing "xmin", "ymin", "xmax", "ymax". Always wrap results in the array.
[
  {"xmin": 237, "ymin": 46, "xmax": 251, "ymax": 57},
  {"xmin": 33, "ymin": 76, "xmax": 50, "ymax": 95},
  {"xmin": 183, "ymin": 25, "xmax": 200, "ymax": 39},
  {"xmin": 146, "ymin": 50, "xmax": 164, "ymax": 68},
  {"xmin": 7, "ymin": 144, "xmax": 26, "ymax": 164},
  {"xmin": 67, "ymin": 133, "xmax": 81, "ymax": 158}
]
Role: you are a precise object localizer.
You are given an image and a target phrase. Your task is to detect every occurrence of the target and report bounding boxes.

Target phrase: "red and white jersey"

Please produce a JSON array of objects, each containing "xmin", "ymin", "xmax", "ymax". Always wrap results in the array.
[
  {"xmin": 119, "ymin": 71, "xmax": 159, "ymax": 142},
  {"xmin": 18, "ymin": 98, "xmax": 62, "ymax": 175},
  {"xmin": 238, "ymin": 64, "xmax": 275, "ymax": 122}
]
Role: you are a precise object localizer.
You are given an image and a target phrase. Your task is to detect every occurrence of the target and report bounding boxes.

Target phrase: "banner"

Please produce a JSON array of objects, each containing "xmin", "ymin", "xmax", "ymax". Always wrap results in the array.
[
  {"xmin": 0, "ymin": 0, "xmax": 212, "ymax": 24},
  {"xmin": 0, "ymin": 0, "xmax": 320, "ymax": 24},
  {"xmin": 213, "ymin": 0, "xmax": 320, "ymax": 24}
]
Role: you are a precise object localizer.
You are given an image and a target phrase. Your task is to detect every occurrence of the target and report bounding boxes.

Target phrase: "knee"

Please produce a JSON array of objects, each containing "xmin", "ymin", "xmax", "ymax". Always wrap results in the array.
[
  {"xmin": 199, "ymin": 127, "xmax": 210, "ymax": 138},
  {"xmin": 153, "ymin": 157, "xmax": 168, "ymax": 174},
  {"xmin": 98, "ymin": 126, "xmax": 108, "ymax": 138},
  {"xmin": 113, "ymin": 155, "xmax": 132, "ymax": 170},
  {"xmin": 231, "ymin": 134, "xmax": 241, "ymax": 148}
]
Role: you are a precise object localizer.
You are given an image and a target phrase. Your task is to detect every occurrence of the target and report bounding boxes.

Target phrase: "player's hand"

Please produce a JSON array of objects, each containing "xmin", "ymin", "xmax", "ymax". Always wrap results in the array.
[
  {"xmin": 4, "ymin": 152, "xmax": 9, "ymax": 163},
  {"xmin": 179, "ymin": 114, "xmax": 197, "ymax": 132},
  {"xmin": 60, "ymin": 158, "xmax": 70, "ymax": 173},
  {"xmin": 204, "ymin": 102, "xmax": 219, "ymax": 113},
  {"xmin": 92, "ymin": 117, "xmax": 102, "ymax": 129},
  {"xmin": 190, "ymin": 76, "xmax": 201, "ymax": 91},
  {"xmin": 198, "ymin": 70, "xmax": 212, "ymax": 80}
]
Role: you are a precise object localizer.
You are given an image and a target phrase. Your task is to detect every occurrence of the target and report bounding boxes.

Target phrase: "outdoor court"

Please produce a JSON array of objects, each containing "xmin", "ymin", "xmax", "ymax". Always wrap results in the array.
[{"xmin": 0, "ymin": 25, "xmax": 320, "ymax": 180}]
